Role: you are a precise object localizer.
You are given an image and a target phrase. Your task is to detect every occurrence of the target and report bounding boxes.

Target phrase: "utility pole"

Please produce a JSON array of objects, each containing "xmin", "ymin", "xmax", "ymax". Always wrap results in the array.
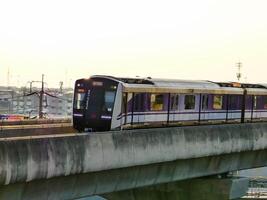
[
  {"xmin": 30, "ymin": 82, "xmax": 33, "ymax": 93},
  {"xmin": 7, "ymin": 67, "xmax": 10, "ymax": 88},
  {"xmin": 236, "ymin": 62, "xmax": 242, "ymax": 82},
  {"xmin": 39, "ymin": 74, "xmax": 44, "ymax": 119},
  {"xmin": 59, "ymin": 81, "xmax": 63, "ymax": 93}
]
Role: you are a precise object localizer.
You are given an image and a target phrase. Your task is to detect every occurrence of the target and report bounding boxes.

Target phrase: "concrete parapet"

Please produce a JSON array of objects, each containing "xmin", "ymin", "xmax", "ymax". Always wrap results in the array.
[
  {"xmin": 0, "ymin": 118, "xmax": 71, "ymax": 126},
  {"xmin": 0, "ymin": 123, "xmax": 267, "ymax": 185},
  {"xmin": 0, "ymin": 124, "xmax": 75, "ymax": 138},
  {"xmin": 0, "ymin": 150, "xmax": 263, "ymax": 199}
]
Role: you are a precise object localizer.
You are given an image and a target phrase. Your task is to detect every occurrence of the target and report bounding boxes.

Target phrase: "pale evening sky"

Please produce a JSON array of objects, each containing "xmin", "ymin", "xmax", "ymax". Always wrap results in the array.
[{"xmin": 0, "ymin": 0, "xmax": 267, "ymax": 88}]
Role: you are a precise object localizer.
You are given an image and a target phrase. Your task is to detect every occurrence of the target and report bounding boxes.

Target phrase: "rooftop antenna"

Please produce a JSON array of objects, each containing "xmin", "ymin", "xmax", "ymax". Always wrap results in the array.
[
  {"xmin": 39, "ymin": 74, "xmax": 45, "ymax": 119},
  {"xmin": 236, "ymin": 62, "xmax": 242, "ymax": 82},
  {"xmin": 65, "ymin": 68, "xmax": 68, "ymax": 89},
  {"xmin": 7, "ymin": 67, "xmax": 10, "ymax": 88},
  {"xmin": 59, "ymin": 81, "xmax": 63, "ymax": 93}
]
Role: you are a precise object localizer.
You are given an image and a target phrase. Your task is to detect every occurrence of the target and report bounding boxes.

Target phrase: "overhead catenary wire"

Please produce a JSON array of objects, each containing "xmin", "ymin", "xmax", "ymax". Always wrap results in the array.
[
  {"xmin": 0, "ymin": 90, "xmax": 70, "ymax": 102},
  {"xmin": 0, "ymin": 93, "xmax": 38, "ymax": 101}
]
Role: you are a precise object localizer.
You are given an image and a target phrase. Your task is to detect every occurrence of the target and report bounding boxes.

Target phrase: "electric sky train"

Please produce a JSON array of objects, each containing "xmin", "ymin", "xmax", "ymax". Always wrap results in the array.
[{"xmin": 73, "ymin": 75, "xmax": 267, "ymax": 132}]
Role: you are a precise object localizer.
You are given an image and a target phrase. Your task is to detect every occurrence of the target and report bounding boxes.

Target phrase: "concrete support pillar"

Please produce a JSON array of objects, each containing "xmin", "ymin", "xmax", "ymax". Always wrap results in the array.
[{"xmin": 103, "ymin": 177, "xmax": 249, "ymax": 200}]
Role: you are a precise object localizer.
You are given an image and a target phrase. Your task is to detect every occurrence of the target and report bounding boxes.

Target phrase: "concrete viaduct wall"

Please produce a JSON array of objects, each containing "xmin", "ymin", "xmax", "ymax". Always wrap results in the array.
[
  {"xmin": 0, "ymin": 150, "xmax": 261, "ymax": 200},
  {"xmin": 0, "ymin": 123, "xmax": 267, "ymax": 186}
]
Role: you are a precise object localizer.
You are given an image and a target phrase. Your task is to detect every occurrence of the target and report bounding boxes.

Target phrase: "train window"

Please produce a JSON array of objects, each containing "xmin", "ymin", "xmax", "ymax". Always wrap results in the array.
[
  {"xmin": 254, "ymin": 96, "xmax": 258, "ymax": 109},
  {"xmin": 254, "ymin": 95, "xmax": 267, "ymax": 110},
  {"xmin": 184, "ymin": 95, "xmax": 195, "ymax": 110},
  {"xmin": 127, "ymin": 93, "xmax": 133, "ymax": 112},
  {"xmin": 170, "ymin": 94, "xmax": 179, "ymax": 110},
  {"xmin": 104, "ymin": 91, "xmax": 116, "ymax": 112},
  {"xmin": 202, "ymin": 95, "xmax": 209, "ymax": 110},
  {"xmin": 229, "ymin": 95, "xmax": 241, "ymax": 110},
  {"xmin": 74, "ymin": 92, "xmax": 86, "ymax": 109},
  {"xmin": 213, "ymin": 95, "xmax": 223, "ymax": 110},
  {"xmin": 264, "ymin": 96, "xmax": 267, "ymax": 109},
  {"xmin": 122, "ymin": 93, "xmax": 127, "ymax": 113},
  {"xmin": 245, "ymin": 96, "xmax": 252, "ymax": 109},
  {"xmin": 134, "ymin": 93, "xmax": 145, "ymax": 111},
  {"xmin": 150, "ymin": 94, "xmax": 164, "ymax": 111}
]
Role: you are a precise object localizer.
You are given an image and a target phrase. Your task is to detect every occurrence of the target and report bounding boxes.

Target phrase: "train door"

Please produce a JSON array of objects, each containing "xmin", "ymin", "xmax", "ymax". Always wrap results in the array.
[
  {"xmin": 169, "ymin": 94, "xmax": 179, "ymax": 123},
  {"xmin": 201, "ymin": 94, "xmax": 209, "ymax": 121}
]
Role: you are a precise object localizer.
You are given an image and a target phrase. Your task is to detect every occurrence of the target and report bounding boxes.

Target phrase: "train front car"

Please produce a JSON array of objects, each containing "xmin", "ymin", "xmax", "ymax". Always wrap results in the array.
[{"xmin": 73, "ymin": 76, "xmax": 120, "ymax": 132}]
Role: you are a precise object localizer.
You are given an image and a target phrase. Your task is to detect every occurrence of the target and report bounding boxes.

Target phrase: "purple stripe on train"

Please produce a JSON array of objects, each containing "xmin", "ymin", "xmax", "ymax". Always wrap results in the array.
[{"xmin": 125, "ymin": 93, "xmax": 267, "ymax": 113}]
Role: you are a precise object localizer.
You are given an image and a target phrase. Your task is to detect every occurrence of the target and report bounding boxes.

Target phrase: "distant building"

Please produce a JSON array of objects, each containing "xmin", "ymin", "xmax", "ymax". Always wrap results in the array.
[
  {"xmin": 0, "ymin": 89, "xmax": 14, "ymax": 114},
  {"xmin": 44, "ymin": 89, "xmax": 73, "ymax": 118},
  {"xmin": 0, "ymin": 86, "xmax": 73, "ymax": 118}
]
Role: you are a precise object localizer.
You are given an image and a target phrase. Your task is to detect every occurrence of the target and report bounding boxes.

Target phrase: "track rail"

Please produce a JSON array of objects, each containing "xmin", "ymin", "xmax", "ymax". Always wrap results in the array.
[{"xmin": 0, "ymin": 118, "xmax": 71, "ymax": 126}]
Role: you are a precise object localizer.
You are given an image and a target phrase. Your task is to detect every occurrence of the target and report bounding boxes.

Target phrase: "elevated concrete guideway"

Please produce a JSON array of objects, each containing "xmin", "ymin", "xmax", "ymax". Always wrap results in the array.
[
  {"xmin": 0, "ymin": 123, "xmax": 75, "ymax": 138},
  {"xmin": 0, "ymin": 118, "xmax": 74, "ymax": 138},
  {"xmin": 1, "ymin": 123, "xmax": 267, "ymax": 199}
]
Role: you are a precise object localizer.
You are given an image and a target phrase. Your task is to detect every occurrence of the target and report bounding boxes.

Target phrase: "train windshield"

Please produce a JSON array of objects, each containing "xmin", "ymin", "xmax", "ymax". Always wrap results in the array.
[
  {"xmin": 74, "ymin": 91, "xmax": 86, "ymax": 110},
  {"xmin": 89, "ymin": 89, "xmax": 116, "ymax": 115},
  {"xmin": 104, "ymin": 91, "xmax": 116, "ymax": 112}
]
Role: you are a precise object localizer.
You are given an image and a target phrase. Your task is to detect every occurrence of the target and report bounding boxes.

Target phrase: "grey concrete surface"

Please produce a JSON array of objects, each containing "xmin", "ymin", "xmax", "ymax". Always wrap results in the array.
[
  {"xmin": 0, "ymin": 122, "xmax": 267, "ymax": 186},
  {"xmin": 239, "ymin": 167, "xmax": 267, "ymax": 177},
  {"xmin": 104, "ymin": 177, "xmax": 249, "ymax": 200},
  {"xmin": 76, "ymin": 197, "xmax": 106, "ymax": 200},
  {"xmin": 0, "ymin": 118, "xmax": 71, "ymax": 126},
  {"xmin": 0, "ymin": 124, "xmax": 75, "ymax": 138},
  {"xmin": 0, "ymin": 150, "xmax": 265, "ymax": 199}
]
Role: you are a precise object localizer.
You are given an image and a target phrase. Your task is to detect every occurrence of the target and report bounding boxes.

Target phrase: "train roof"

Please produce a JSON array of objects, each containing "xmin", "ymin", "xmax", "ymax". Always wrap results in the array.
[
  {"xmin": 122, "ymin": 83, "xmax": 244, "ymax": 95},
  {"xmin": 90, "ymin": 75, "xmax": 267, "ymax": 95},
  {"xmin": 92, "ymin": 75, "xmax": 219, "ymax": 88},
  {"xmin": 216, "ymin": 82, "xmax": 267, "ymax": 89},
  {"xmin": 259, "ymin": 84, "xmax": 267, "ymax": 88}
]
